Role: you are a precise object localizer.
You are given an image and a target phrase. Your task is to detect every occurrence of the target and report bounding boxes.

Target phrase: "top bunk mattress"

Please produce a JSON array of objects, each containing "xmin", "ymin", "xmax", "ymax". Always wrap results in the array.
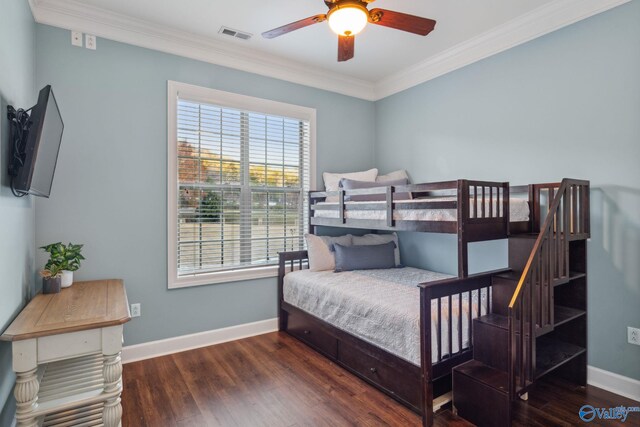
[
  {"xmin": 313, "ymin": 196, "xmax": 529, "ymax": 223},
  {"xmin": 283, "ymin": 267, "xmax": 489, "ymax": 366}
]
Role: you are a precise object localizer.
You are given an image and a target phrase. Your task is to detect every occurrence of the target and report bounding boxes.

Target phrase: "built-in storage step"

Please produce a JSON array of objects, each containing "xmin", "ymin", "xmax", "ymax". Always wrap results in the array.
[
  {"xmin": 287, "ymin": 310, "xmax": 338, "ymax": 358},
  {"xmin": 494, "ymin": 265, "xmax": 584, "ymax": 295},
  {"xmin": 337, "ymin": 340, "xmax": 421, "ymax": 410},
  {"xmin": 563, "ymin": 271, "xmax": 586, "ymax": 284},
  {"xmin": 476, "ymin": 303, "xmax": 584, "ymax": 331},
  {"xmin": 452, "ymin": 360, "xmax": 510, "ymax": 427},
  {"xmin": 475, "ymin": 313, "xmax": 509, "ymax": 330},
  {"xmin": 553, "ymin": 305, "xmax": 585, "ymax": 327},
  {"xmin": 535, "ymin": 336, "xmax": 586, "ymax": 379},
  {"xmin": 473, "ymin": 314, "xmax": 509, "ymax": 371}
]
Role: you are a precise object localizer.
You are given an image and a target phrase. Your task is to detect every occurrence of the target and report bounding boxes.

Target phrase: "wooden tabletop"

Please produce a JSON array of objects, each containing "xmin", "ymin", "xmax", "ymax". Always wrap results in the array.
[{"xmin": 0, "ymin": 279, "xmax": 131, "ymax": 341}]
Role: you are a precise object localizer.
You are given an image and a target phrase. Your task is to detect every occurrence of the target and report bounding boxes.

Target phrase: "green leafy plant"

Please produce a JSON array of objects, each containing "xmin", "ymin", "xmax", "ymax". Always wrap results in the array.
[
  {"xmin": 41, "ymin": 242, "xmax": 85, "ymax": 272},
  {"xmin": 40, "ymin": 264, "xmax": 62, "ymax": 278}
]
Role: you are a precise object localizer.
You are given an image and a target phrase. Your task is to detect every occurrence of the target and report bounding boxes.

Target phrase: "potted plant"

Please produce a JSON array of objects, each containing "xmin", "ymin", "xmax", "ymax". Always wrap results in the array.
[
  {"xmin": 41, "ymin": 242, "xmax": 85, "ymax": 288},
  {"xmin": 40, "ymin": 265, "xmax": 62, "ymax": 294}
]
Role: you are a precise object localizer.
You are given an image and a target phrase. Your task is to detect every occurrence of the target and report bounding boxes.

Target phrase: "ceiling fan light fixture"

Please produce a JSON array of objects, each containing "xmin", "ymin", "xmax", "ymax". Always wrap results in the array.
[
  {"xmin": 261, "ymin": 0, "xmax": 438, "ymax": 63},
  {"xmin": 327, "ymin": 4, "xmax": 368, "ymax": 36}
]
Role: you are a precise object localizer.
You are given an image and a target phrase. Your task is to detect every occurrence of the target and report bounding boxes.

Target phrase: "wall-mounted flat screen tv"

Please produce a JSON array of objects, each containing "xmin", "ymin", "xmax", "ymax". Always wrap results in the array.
[{"xmin": 12, "ymin": 85, "xmax": 64, "ymax": 197}]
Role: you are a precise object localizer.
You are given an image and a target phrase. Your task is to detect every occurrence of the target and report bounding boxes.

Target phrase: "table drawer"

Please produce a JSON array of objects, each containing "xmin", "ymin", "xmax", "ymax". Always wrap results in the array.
[
  {"xmin": 287, "ymin": 311, "xmax": 337, "ymax": 358},
  {"xmin": 337, "ymin": 340, "xmax": 421, "ymax": 409},
  {"xmin": 38, "ymin": 329, "xmax": 102, "ymax": 363}
]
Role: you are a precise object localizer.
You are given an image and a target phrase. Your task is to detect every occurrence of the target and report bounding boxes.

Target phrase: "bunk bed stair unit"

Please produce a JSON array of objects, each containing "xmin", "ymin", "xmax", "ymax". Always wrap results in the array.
[{"xmin": 278, "ymin": 178, "xmax": 589, "ymax": 427}]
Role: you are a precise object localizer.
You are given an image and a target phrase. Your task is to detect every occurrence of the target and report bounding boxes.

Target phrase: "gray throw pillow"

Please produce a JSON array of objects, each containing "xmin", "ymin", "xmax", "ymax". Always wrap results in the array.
[
  {"xmin": 339, "ymin": 178, "xmax": 412, "ymax": 202},
  {"xmin": 333, "ymin": 242, "xmax": 397, "ymax": 272},
  {"xmin": 352, "ymin": 232, "xmax": 401, "ymax": 266}
]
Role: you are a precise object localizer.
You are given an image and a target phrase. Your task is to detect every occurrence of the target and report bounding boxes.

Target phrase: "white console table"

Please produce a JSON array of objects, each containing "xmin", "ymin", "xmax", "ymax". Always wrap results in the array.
[{"xmin": 1, "ymin": 279, "xmax": 130, "ymax": 427}]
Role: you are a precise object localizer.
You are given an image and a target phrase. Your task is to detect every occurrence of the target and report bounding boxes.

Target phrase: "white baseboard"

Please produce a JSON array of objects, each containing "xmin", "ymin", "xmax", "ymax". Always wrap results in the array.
[
  {"xmin": 588, "ymin": 365, "xmax": 640, "ymax": 402},
  {"xmin": 122, "ymin": 318, "xmax": 278, "ymax": 364}
]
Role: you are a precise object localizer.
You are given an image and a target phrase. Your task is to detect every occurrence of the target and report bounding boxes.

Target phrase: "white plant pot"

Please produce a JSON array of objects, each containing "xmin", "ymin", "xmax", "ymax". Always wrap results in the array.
[{"xmin": 61, "ymin": 270, "xmax": 74, "ymax": 288}]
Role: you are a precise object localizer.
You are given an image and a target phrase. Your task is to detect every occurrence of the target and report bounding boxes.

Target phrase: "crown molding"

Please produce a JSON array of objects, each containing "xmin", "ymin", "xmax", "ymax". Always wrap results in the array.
[
  {"xmin": 28, "ymin": 0, "xmax": 376, "ymax": 101},
  {"xmin": 29, "ymin": 0, "xmax": 629, "ymax": 102},
  {"xmin": 374, "ymin": 0, "xmax": 630, "ymax": 100}
]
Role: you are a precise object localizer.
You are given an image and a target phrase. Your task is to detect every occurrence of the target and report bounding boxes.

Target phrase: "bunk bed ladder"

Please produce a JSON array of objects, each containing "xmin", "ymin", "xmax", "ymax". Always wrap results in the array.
[{"xmin": 450, "ymin": 178, "xmax": 590, "ymax": 427}]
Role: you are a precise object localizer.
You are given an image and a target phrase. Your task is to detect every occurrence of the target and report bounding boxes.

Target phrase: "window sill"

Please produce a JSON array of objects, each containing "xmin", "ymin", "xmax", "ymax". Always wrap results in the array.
[{"xmin": 168, "ymin": 265, "xmax": 279, "ymax": 289}]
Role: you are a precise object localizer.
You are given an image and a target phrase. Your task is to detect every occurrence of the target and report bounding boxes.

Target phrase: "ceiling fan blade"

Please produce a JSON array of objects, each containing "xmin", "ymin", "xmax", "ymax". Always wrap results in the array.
[
  {"xmin": 368, "ymin": 8, "xmax": 436, "ymax": 36},
  {"xmin": 338, "ymin": 35, "xmax": 354, "ymax": 62},
  {"xmin": 262, "ymin": 14, "xmax": 327, "ymax": 39}
]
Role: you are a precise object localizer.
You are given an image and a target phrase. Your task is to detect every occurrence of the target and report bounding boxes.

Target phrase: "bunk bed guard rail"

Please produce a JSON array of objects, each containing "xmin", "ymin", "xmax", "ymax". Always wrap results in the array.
[
  {"xmin": 309, "ymin": 179, "xmax": 511, "ymax": 277},
  {"xmin": 309, "ymin": 179, "xmax": 509, "ymax": 231}
]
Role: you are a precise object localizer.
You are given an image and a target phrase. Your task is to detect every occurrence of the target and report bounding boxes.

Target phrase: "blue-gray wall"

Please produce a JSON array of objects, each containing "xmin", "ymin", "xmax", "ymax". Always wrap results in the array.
[
  {"xmin": 2, "ymin": 6, "xmax": 636, "ymax": 425},
  {"xmin": 34, "ymin": 24, "xmax": 375, "ymax": 347},
  {"xmin": 0, "ymin": 0, "xmax": 36, "ymax": 423},
  {"xmin": 375, "ymin": 2, "xmax": 640, "ymax": 380}
]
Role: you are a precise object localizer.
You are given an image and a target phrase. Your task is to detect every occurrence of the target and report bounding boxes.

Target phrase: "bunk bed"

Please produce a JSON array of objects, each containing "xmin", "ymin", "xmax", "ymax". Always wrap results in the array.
[{"xmin": 278, "ymin": 178, "xmax": 590, "ymax": 426}]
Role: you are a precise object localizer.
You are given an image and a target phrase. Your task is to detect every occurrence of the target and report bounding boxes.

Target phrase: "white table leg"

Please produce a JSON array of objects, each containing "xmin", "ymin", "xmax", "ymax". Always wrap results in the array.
[
  {"xmin": 102, "ymin": 352, "xmax": 123, "ymax": 427},
  {"xmin": 102, "ymin": 353, "xmax": 122, "ymax": 427},
  {"xmin": 15, "ymin": 368, "xmax": 39, "ymax": 427},
  {"xmin": 102, "ymin": 326, "xmax": 124, "ymax": 427},
  {"xmin": 13, "ymin": 340, "xmax": 38, "ymax": 427}
]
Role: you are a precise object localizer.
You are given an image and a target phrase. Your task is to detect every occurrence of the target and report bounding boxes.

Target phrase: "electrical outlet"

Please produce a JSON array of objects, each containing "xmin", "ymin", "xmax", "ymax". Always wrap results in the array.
[
  {"xmin": 130, "ymin": 303, "xmax": 141, "ymax": 318},
  {"xmin": 71, "ymin": 31, "xmax": 83, "ymax": 47},
  {"xmin": 85, "ymin": 34, "xmax": 96, "ymax": 50},
  {"xmin": 629, "ymin": 327, "xmax": 640, "ymax": 346}
]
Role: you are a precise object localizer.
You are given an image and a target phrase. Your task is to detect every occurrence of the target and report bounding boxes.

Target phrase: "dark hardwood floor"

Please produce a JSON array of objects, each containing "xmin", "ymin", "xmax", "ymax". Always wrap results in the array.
[{"xmin": 122, "ymin": 332, "xmax": 639, "ymax": 427}]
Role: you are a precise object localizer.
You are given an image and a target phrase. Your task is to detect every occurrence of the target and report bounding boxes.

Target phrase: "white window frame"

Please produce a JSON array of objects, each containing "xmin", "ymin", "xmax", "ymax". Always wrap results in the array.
[{"xmin": 167, "ymin": 81, "xmax": 316, "ymax": 289}]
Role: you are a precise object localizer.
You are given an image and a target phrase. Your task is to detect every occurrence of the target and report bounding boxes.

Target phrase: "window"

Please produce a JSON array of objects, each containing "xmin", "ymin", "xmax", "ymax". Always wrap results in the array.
[{"xmin": 168, "ymin": 82, "xmax": 315, "ymax": 288}]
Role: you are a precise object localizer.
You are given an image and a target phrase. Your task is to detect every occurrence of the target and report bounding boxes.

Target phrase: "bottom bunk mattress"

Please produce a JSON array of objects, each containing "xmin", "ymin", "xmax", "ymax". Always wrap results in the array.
[{"xmin": 283, "ymin": 267, "xmax": 489, "ymax": 366}]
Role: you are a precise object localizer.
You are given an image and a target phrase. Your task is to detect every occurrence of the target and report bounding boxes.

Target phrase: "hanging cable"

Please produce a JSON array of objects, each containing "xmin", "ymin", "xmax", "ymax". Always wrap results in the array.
[{"xmin": 7, "ymin": 106, "xmax": 32, "ymax": 197}]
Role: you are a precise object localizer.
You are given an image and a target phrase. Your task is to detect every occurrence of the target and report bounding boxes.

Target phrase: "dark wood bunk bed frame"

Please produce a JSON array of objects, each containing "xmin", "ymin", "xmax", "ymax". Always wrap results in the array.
[{"xmin": 277, "ymin": 178, "xmax": 590, "ymax": 426}]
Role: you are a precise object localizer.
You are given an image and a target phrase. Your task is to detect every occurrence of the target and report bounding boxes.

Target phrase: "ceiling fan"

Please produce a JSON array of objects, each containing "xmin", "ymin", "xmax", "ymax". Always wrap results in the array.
[{"xmin": 262, "ymin": 0, "xmax": 436, "ymax": 62}]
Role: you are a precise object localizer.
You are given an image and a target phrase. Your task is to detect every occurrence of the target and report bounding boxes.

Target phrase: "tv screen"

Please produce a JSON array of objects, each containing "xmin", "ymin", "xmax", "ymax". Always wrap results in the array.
[{"xmin": 14, "ymin": 85, "xmax": 64, "ymax": 197}]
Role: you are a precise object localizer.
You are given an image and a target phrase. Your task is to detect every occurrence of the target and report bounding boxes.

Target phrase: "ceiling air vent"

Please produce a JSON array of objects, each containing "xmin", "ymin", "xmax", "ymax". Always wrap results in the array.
[{"xmin": 219, "ymin": 26, "xmax": 252, "ymax": 41}]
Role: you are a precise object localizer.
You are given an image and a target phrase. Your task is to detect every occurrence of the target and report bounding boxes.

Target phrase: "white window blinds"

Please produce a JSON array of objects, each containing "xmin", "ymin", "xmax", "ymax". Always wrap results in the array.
[{"xmin": 175, "ymin": 97, "xmax": 311, "ymax": 278}]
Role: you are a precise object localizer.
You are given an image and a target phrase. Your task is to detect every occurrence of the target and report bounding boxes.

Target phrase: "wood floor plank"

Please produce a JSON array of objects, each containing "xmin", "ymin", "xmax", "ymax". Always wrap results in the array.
[
  {"xmin": 122, "ymin": 332, "xmax": 639, "ymax": 427},
  {"xmin": 171, "ymin": 348, "xmax": 239, "ymax": 427},
  {"xmin": 157, "ymin": 355, "xmax": 203, "ymax": 422},
  {"xmin": 121, "ymin": 375, "xmax": 150, "ymax": 427}
]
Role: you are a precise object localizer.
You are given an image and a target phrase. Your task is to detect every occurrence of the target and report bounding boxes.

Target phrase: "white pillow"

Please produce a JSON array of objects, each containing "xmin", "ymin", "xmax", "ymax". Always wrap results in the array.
[
  {"xmin": 352, "ymin": 232, "xmax": 401, "ymax": 266},
  {"xmin": 323, "ymin": 168, "xmax": 378, "ymax": 202},
  {"xmin": 305, "ymin": 234, "xmax": 353, "ymax": 271},
  {"xmin": 377, "ymin": 169, "xmax": 409, "ymax": 183}
]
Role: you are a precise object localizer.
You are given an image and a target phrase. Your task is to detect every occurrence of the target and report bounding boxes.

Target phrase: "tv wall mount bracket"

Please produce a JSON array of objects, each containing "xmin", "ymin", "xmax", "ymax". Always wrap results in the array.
[{"xmin": 7, "ymin": 105, "xmax": 33, "ymax": 197}]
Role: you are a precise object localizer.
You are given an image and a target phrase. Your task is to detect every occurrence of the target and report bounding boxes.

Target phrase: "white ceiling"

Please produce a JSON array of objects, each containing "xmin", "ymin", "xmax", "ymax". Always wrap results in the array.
[
  {"xmin": 29, "ymin": 0, "xmax": 629, "ymax": 100},
  {"xmin": 73, "ymin": 0, "xmax": 554, "ymax": 81}
]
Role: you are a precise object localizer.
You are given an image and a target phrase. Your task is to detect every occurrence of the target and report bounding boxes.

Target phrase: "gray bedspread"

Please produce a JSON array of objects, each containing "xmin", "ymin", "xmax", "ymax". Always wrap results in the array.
[{"xmin": 283, "ymin": 267, "xmax": 487, "ymax": 366}]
